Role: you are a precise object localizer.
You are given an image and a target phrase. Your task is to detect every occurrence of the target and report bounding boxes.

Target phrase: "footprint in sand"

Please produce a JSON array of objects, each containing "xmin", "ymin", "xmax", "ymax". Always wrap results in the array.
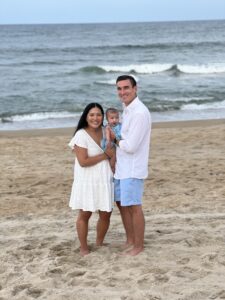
[
  {"xmin": 19, "ymin": 244, "xmax": 36, "ymax": 251},
  {"xmin": 26, "ymin": 264, "xmax": 40, "ymax": 274},
  {"xmin": 177, "ymin": 257, "xmax": 190, "ymax": 265},
  {"xmin": 217, "ymin": 254, "xmax": 225, "ymax": 266},
  {"xmin": 50, "ymin": 241, "xmax": 73, "ymax": 256},
  {"xmin": 201, "ymin": 252, "xmax": 218, "ymax": 269},
  {"xmin": 46, "ymin": 267, "xmax": 63, "ymax": 277},
  {"xmin": 210, "ymin": 290, "xmax": 225, "ymax": 299},
  {"xmin": 66, "ymin": 270, "xmax": 86, "ymax": 277},
  {"xmin": 26, "ymin": 287, "xmax": 44, "ymax": 298},
  {"xmin": 154, "ymin": 273, "xmax": 169, "ymax": 283},
  {"xmin": 0, "ymin": 266, "xmax": 7, "ymax": 275},
  {"xmin": 12, "ymin": 284, "xmax": 32, "ymax": 296},
  {"xmin": 137, "ymin": 275, "xmax": 154, "ymax": 289}
]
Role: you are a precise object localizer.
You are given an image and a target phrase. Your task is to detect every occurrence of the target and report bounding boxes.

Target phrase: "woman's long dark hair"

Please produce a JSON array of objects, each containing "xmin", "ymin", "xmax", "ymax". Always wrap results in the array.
[{"xmin": 74, "ymin": 102, "xmax": 104, "ymax": 135}]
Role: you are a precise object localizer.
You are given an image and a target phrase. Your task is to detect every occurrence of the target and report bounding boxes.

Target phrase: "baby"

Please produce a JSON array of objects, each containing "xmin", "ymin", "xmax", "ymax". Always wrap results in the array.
[
  {"xmin": 106, "ymin": 107, "xmax": 122, "ymax": 140},
  {"xmin": 101, "ymin": 108, "xmax": 121, "ymax": 172},
  {"xmin": 101, "ymin": 108, "xmax": 121, "ymax": 148}
]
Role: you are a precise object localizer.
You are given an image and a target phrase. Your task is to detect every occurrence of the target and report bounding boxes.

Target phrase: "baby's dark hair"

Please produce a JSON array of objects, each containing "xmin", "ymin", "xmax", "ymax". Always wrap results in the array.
[
  {"xmin": 106, "ymin": 107, "xmax": 119, "ymax": 115},
  {"xmin": 106, "ymin": 107, "xmax": 119, "ymax": 119}
]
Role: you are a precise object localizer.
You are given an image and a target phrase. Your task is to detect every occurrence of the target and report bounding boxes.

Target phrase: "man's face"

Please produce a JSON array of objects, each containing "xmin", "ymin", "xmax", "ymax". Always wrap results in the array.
[{"xmin": 116, "ymin": 79, "xmax": 137, "ymax": 106}]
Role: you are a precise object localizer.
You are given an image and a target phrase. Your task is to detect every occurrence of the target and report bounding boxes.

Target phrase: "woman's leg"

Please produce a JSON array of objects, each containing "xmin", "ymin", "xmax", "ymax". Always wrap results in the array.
[
  {"xmin": 76, "ymin": 210, "xmax": 92, "ymax": 256},
  {"xmin": 96, "ymin": 211, "xmax": 112, "ymax": 246}
]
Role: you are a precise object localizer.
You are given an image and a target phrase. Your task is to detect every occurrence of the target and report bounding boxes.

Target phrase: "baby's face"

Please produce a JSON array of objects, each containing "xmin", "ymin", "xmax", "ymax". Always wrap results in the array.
[{"xmin": 107, "ymin": 113, "xmax": 119, "ymax": 126}]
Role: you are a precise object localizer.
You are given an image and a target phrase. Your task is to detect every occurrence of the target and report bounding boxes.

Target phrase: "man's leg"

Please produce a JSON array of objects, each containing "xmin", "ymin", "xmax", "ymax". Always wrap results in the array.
[
  {"xmin": 125, "ymin": 205, "xmax": 145, "ymax": 256},
  {"xmin": 116, "ymin": 201, "xmax": 134, "ymax": 247}
]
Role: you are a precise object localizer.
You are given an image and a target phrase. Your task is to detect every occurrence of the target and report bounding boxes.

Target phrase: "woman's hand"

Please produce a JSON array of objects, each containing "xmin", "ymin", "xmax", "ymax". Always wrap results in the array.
[{"xmin": 75, "ymin": 145, "xmax": 110, "ymax": 167}]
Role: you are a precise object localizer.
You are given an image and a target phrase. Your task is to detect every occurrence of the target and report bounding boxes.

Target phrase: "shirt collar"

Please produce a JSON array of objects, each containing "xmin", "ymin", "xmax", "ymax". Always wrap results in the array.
[{"xmin": 123, "ymin": 97, "xmax": 139, "ymax": 113}]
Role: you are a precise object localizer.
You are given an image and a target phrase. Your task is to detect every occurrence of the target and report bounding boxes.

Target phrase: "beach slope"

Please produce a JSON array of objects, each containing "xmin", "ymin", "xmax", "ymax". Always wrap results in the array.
[{"xmin": 0, "ymin": 119, "xmax": 225, "ymax": 300}]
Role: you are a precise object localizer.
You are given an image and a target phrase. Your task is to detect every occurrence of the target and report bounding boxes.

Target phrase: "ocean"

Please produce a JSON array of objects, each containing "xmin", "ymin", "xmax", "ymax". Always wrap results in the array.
[{"xmin": 1, "ymin": 20, "xmax": 225, "ymax": 131}]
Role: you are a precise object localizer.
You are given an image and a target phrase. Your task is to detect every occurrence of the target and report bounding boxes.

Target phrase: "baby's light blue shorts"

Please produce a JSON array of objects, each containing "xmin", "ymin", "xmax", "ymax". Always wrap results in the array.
[{"xmin": 114, "ymin": 178, "xmax": 144, "ymax": 206}]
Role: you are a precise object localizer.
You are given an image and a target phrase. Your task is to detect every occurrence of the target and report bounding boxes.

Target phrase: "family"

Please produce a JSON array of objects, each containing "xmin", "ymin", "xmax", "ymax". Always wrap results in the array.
[{"xmin": 68, "ymin": 75, "xmax": 152, "ymax": 256}]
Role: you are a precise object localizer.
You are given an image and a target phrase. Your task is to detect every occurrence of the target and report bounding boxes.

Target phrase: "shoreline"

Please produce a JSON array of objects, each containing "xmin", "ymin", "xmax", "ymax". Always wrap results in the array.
[{"xmin": 1, "ymin": 118, "xmax": 225, "ymax": 137}]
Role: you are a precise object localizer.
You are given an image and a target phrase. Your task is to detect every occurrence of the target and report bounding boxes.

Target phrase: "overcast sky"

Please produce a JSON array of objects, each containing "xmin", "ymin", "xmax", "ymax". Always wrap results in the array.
[{"xmin": 1, "ymin": 0, "xmax": 225, "ymax": 25}]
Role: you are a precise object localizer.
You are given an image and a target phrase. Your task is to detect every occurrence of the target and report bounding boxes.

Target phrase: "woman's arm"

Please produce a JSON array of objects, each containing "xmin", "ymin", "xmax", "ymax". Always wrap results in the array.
[
  {"xmin": 74, "ymin": 145, "xmax": 113, "ymax": 167},
  {"xmin": 109, "ymin": 148, "xmax": 116, "ymax": 173}
]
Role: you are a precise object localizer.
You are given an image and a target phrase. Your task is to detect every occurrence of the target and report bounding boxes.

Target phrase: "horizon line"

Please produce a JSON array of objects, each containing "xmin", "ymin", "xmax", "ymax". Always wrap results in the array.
[{"xmin": 0, "ymin": 18, "xmax": 225, "ymax": 26}]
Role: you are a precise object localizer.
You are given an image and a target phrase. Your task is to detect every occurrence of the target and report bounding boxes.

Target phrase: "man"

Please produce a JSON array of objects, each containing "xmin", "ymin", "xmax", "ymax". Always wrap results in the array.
[{"xmin": 112, "ymin": 74, "xmax": 151, "ymax": 256}]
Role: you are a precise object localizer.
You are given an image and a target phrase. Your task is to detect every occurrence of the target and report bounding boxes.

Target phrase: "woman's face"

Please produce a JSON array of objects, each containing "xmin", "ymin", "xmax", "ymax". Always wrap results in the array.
[{"xmin": 86, "ymin": 107, "xmax": 103, "ymax": 129}]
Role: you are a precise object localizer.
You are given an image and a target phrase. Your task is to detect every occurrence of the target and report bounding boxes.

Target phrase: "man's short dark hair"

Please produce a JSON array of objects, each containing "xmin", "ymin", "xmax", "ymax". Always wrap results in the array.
[{"xmin": 116, "ymin": 75, "xmax": 137, "ymax": 87}]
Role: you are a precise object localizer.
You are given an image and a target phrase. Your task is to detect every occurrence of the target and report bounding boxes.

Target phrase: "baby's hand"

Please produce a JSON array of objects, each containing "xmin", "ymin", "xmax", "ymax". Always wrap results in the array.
[
  {"xmin": 105, "ymin": 125, "xmax": 115, "ymax": 142},
  {"xmin": 105, "ymin": 126, "xmax": 111, "ymax": 142},
  {"xmin": 106, "ymin": 126, "xmax": 115, "ymax": 141}
]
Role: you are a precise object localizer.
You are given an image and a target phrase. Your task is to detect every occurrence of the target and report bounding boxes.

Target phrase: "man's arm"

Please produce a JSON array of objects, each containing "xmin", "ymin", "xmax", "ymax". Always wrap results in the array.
[{"xmin": 118, "ymin": 112, "xmax": 150, "ymax": 153}]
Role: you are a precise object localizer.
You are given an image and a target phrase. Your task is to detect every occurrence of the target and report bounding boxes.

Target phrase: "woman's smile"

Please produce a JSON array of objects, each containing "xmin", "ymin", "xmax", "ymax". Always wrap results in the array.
[{"xmin": 86, "ymin": 107, "xmax": 103, "ymax": 129}]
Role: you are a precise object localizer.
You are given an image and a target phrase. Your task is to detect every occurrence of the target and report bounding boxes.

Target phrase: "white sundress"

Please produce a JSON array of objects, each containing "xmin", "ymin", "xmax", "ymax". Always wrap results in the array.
[{"xmin": 68, "ymin": 129, "xmax": 114, "ymax": 212}]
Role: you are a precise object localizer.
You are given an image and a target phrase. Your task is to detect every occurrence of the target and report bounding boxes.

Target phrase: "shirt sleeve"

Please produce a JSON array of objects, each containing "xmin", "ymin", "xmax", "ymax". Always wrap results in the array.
[
  {"xmin": 68, "ymin": 130, "xmax": 88, "ymax": 149},
  {"xmin": 119, "ymin": 112, "xmax": 150, "ymax": 153}
]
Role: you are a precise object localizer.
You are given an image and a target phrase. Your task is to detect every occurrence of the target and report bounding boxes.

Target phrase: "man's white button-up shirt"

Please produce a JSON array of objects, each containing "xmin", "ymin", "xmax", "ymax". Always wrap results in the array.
[{"xmin": 114, "ymin": 97, "xmax": 151, "ymax": 180}]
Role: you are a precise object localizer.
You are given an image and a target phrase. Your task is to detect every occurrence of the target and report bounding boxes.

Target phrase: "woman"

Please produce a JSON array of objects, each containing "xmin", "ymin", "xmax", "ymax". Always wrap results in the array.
[{"xmin": 68, "ymin": 103, "xmax": 114, "ymax": 256}]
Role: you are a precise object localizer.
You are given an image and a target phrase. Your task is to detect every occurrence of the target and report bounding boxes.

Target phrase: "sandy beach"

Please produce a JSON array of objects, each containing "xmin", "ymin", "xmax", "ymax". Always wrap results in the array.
[{"xmin": 1, "ymin": 119, "xmax": 225, "ymax": 300}]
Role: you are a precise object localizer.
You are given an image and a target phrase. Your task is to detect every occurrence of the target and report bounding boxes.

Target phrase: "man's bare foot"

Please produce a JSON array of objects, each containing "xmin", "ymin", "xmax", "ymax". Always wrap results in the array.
[
  {"xmin": 121, "ymin": 242, "xmax": 133, "ymax": 251},
  {"xmin": 96, "ymin": 240, "xmax": 104, "ymax": 247},
  {"xmin": 124, "ymin": 247, "xmax": 144, "ymax": 256},
  {"xmin": 117, "ymin": 243, "xmax": 134, "ymax": 255}
]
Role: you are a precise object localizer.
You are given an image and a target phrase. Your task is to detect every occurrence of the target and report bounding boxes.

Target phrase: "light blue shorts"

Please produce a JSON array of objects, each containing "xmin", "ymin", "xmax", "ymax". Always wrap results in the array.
[{"xmin": 114, "ymin": 178, "xmax": 144, "ymax": 206}]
